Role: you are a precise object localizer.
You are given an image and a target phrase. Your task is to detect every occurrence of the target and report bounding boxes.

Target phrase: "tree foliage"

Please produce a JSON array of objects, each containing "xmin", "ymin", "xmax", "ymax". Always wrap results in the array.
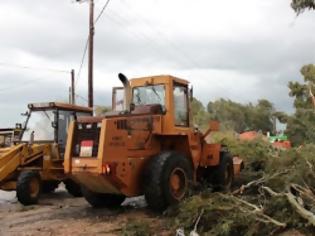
[
  {"xmin": 286, "ymin": 64, "xmax": 315, "ymax": 145},
  {"xmin": 291, "ymin": 0, "xmax": 315, "ymax": 14},
  {"xmin": 206, "ymin": 99, "xmax": 277, "ymax": 133},
  {"xmin": 95, "ymin": 105, "xmax": 111, "ymax": 116},
  {"xmin": 191, "ymin": 98, "xmax": 210, "ymax": 128}
]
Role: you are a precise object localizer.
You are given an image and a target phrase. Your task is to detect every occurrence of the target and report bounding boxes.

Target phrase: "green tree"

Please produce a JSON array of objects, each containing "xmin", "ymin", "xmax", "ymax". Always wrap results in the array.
[
  {"xmin": 249, "ymin": 99, "xmax": 274, "ymax": 133},
  {"xmin": 207, "ymin": 99, "xmax": 277, "ymax": 133},
  {"xmin": 95, "ymin": 106, "xmax": 111, "ymax": 116},
  {"xmin": 286, "ymin": 64, "xmax": 315, "ymax": 145},
  {"xmin": 291, "ymin": 0, "xmax": 315, "ymax": 14},
  {"xmin": 191, "ymin": 97, "xmax": 210, "ymax": 128}
]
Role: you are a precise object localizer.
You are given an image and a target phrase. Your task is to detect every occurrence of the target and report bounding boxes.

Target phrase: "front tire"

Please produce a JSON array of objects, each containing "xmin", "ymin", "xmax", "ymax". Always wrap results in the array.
[
  {"xmin": 81, "ymin": 187, "xmax": 126, "ymax": 208},
  {"xmin": 17, "ymin": 171, "xmax": 41, "ymax": 205},
  {"xmin": 143, "ymin": 152, "xmax": 193, "ymax": 212},
  {"xmin": 211, "ymin": 152, "xmax": 234, "ymax": 191}
]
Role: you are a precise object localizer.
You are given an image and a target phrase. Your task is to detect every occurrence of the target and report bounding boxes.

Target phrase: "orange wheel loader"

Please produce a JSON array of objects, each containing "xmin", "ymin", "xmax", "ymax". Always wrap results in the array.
[{"xmin": 65, "ymin": 74, "xmax": 241, "ymax": 211}]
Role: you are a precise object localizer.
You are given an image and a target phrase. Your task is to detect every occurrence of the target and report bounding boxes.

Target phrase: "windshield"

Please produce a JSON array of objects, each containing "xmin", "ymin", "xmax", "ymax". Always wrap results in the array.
[
  {"xmin": 22, "ymin": 110, "xmax": 55, "ymax": 141},
  {"xmin": 132, "ymin": 85, "xmax": 165, "ymax": 107}
]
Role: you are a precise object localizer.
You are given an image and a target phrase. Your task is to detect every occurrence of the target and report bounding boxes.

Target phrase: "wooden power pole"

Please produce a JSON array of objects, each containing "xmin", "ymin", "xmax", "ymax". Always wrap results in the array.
[
  {"xmin": 88, "ymin": 0, "xmax": 94, "ymax": 108},
  {"xmin": 76, "ymin": 0, "xmax": 94, "ymax": 108}
]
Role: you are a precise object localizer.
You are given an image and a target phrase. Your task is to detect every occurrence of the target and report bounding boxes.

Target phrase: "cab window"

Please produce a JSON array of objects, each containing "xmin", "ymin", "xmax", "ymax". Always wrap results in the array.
[
  {"xmin": 132, "ymin": 85, "xmax": 165, "ymax": 108},
  {"xmin": 173, "ymin": 84, "xmax": 189, "ymax": 126}
]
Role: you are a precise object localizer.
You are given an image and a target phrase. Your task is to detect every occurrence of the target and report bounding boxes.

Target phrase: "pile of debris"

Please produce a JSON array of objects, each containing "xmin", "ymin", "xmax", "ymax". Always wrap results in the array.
[{"xmin": 167, "ymin": 135, "xmax": 315, "ymax": 235}]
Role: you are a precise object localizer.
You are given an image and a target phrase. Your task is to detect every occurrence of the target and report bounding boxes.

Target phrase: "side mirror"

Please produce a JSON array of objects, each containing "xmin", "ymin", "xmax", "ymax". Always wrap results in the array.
[{"xmin": 51, "ymin": 121, "xmax": 58, "ymax": 128}]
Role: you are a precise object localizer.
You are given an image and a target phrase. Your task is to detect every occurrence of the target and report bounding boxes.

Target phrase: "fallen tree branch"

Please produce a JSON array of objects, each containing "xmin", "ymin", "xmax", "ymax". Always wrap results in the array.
[
  {"xmin": 220, "ymin": 193, "xmax": 286, "ymax": 228},
  {"xmin": 262, "ymin": 184, "xmax": 315, "ymax": 227},
  {"xmin": 261, "ymin": 186, "xmax": 283, "ymax": 197},
  {"xmin": 286, "ymin": 191, "xmax": 315, "ymax": 227},
  {"xmin": 233, "ymin": 170, "xmax": 290, "ymax": 195},
  {"xmin": 306, "ymin": 160, "xmax": 313, "ymax": 170}
]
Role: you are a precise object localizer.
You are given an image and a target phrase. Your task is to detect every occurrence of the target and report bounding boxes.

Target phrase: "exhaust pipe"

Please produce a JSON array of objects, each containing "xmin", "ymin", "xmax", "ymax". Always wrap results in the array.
[{"xmin": 118, "ymin": 73, "xmax": 132, "ymax": 111}]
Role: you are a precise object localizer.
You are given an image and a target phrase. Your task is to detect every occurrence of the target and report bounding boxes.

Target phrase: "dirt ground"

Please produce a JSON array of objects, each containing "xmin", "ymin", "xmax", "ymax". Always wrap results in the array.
[
  {"xmin": 0, "ymin": 185, "xmax": 165, "ymax": 236},
  {"xmin": 1, "ymin": 188, "xmax": 309, "ymax": 236}
]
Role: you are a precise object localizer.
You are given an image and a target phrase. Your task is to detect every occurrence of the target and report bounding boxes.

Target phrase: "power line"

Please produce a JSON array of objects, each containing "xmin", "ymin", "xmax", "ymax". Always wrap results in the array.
[
  {"xmin": 117, "ymin": 5, "xmax": 202, "ymax": 69},
  {"xmin": 107, "ymin": 11, "xmax": 189, "ymax": 67},
  {"xmin": 0, "ymin": 77, "xmax": 47, "ymax": 94},
  {"xmin": 95, "ymin": 0, "xmax": 111, "ymax": 24},
  {"xmin": 0, "ymin": 62, "xmax": 69, "ymax": 74},
  {"xmin": 75, "ymin": 37, "xmax": 89, "ymax": 87},
  {"xmin": 75, "ymin": 93, "xmax": 88, "ymax": 102},
  {"xmin": 75, "ymin": 0, "xmax": 111, "ymax": 88}
]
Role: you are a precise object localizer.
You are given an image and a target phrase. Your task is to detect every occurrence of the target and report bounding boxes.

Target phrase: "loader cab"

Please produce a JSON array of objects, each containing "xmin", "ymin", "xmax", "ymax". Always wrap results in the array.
[
  {"xmin": 113, "ymin": 75, "xmax": 192, "ymax": 130},
  {"xmin": 20, "ymin": 102, "xmax": 92, "ymax": 156}
]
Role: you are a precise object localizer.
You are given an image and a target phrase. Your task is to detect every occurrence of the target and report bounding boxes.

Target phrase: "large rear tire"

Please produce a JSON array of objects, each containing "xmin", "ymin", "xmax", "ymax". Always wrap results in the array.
[
  {"xmin": 81, "ymin": 187, "xmax": 126, "ymax": 208},
  {"xmin": 211, "ymin": 152, "xmax": 234, "ymax": 191},
  {"xmin": 64, "ymin": 179, "xmax": 82, "ymax": 197},
  {"xmin": 16, "ymin": 171, "xmax": 41, "ymax": 205},
  {"xmin": 143, "ymin": 152, "xmax": 193, "ymax": 212}
]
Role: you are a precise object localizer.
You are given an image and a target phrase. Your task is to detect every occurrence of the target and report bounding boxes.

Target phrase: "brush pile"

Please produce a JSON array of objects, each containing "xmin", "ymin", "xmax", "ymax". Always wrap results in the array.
[{"xmin": 167, "ymin": 134, "xmax": 315, "ymax": 235}]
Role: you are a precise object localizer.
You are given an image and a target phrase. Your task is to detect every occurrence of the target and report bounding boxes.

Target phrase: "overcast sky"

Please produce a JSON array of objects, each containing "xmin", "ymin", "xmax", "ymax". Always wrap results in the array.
[{"xmin": 0, "ymin": 0, "xmax": 314, "ymax": 127}]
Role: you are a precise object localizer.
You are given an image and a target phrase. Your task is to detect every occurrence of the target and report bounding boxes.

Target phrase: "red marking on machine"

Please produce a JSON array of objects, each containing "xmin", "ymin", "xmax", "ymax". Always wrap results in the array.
[{"xmin": 80, "ymin": 140, "xmax": 94, "ymax": 157}]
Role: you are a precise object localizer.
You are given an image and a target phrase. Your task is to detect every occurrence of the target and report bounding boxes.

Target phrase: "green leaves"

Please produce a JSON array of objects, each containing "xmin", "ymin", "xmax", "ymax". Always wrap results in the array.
[
  {"xmin": 291, "ymin": 0, "xmax": 315, "ymax": 14},
  {"xmin": 206, "ymin": 99, "xmax": 277, "ymax": 133},
  {"xmin": 94, "ymin": 105, "xmax": 111, "ymax": 116},
  {"xmin": 286, "ymin": 64, "xmax": 315, "ymax": 145}
]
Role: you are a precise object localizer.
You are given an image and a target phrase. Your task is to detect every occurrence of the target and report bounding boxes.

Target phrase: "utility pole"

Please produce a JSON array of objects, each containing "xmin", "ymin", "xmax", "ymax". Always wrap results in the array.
[
  {"xmin": 71, "ymin": 69, "xmax": 75, "ymax": 105},
  {"xmin": 88, "ymin": 0, "xmax": 94, "ymax": 108},
  {"xmin": 76, "ymin": 0, "xmax": 94, "ymax": 108}
]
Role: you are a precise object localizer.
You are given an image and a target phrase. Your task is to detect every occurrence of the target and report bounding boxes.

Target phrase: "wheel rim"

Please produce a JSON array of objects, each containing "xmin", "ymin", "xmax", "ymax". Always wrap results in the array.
[
  {"xmin": 169, "ymin": 168, "xmax": 188, "ymax": 200},
  {"xmin": 29, "ymin": 177, "xmax": 40, "ymax": 198}
]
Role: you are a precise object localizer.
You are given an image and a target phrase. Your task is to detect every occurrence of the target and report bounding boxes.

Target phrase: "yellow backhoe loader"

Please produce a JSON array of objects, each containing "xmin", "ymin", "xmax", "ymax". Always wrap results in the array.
[{"xmin": 0, "ymin": 102, "xmax": 92, "ymax": 205}]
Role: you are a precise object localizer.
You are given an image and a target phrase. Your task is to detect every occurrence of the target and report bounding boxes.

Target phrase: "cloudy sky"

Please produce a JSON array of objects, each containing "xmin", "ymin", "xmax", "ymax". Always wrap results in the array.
[{"xmin": 0, "ymin": 0, "xmax": 314, "ymax": 127}]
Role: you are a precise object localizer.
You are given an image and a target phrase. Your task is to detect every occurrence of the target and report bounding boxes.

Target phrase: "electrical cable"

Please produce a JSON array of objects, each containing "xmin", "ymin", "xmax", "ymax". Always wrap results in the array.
[
  {"xmin": 0, "ymin": 62, "xmax": 69, "ymax": 74},
  {"xmin": 75, "ymin": 37, "xmax": 89, "ymax": 87},
  {"xmin": 75, "ymin": 93, "xmax": 88, "ymax": 102},
  {"xmin": 106, "ymin": 12, "xmax": 177, "ymax": 64},
  {"xmin": 75, "ymin": 0, "xmax": 111, "ymax": 88},
  {"xmin": 0, "ymin": 77, "xmax": 46, "ymax": 94},
  {"xmin": 95, "ymin": 0, "xmax": 111, "ymax": 24},
  {"xmin": 116, "ymin": 4, "xmax": 201, "ymax": 68}
]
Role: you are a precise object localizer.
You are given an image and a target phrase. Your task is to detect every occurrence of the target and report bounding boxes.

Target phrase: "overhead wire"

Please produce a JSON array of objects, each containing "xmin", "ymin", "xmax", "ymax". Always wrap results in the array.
[
  {"xmin": 75, "ymin": 93, "xmax": 89, "ymax": 102},
  {"xmin": 75, "ymin": 0, "xmax": 111, "ymax": 103},
  {"xmin": 105, "ymin": 12, "xmax": 170, "ymax": 62},
  {"xmin": 106, "ymin": 10, "xmax": 186, "ymax": 68},
  {"xmin": 117, "ymin": 3, "xmax": 202, "ymax": 69},
  {"xmin": 75, "ymin": 37, "xmax": 89, "ymax": 87},
  {"xmin": 0, "ymin": 1, "xmax": 113, "ymax": 101},
  {"xmin": 0, "ymin": 77, "xmax": 46, "ymax": 94},
  {"xmin": 0, "ymin": 63, "xmax": 70, "ymax": 94},
  {"xmin": 0, "ymin": 62, "xmax": 70, "ymax": 74},
  {"xmin": 95, "ymin": 0, "xmax": 111, "ymax": 24},
  {"xmin": 108, "ymin": 8, "xmax": 199, "ymax": 70}
]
